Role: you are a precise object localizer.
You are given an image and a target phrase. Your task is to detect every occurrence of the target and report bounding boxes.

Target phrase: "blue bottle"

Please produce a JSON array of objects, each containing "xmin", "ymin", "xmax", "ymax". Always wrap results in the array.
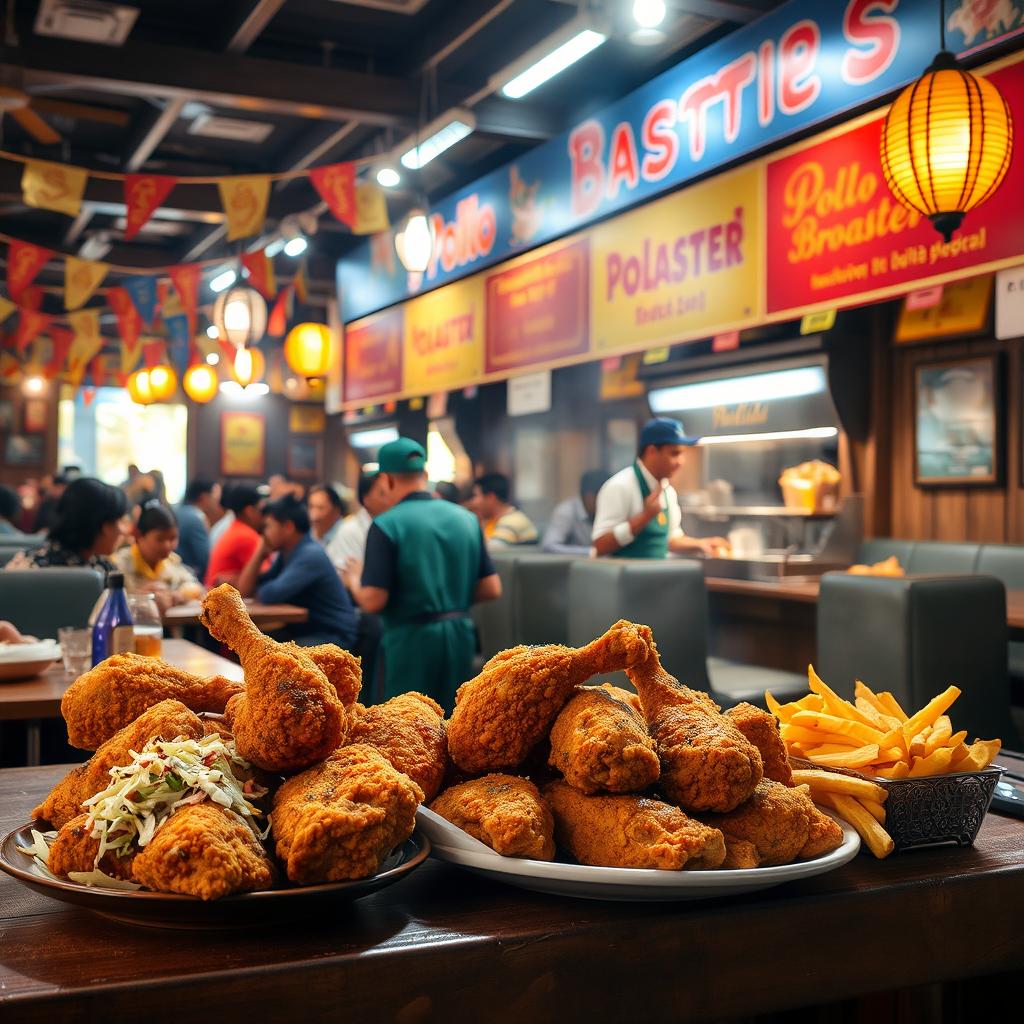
[{"xmin": 91, "ymin": 572, "xmax": 135, "ymax": 666}]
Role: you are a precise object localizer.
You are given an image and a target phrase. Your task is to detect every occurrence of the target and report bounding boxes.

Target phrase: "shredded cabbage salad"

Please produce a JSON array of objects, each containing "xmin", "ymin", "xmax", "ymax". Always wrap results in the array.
[{"xmin": 19, "ymin": 733, "xmax": 268, "ymax": 891}]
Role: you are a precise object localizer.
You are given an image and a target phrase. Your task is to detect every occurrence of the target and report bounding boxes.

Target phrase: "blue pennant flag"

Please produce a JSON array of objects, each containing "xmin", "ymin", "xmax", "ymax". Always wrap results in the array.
[
  {"xmin": 124, "ymin": 275, "xmax": 159, "ymax": 328},
  {"xmin": 163, "ymin": 312, "xmax": 191, "ymax": 377}
]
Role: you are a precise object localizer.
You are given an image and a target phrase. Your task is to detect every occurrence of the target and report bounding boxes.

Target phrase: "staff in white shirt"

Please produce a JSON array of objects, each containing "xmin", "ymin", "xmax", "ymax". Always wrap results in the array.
[{"xmin": 592, "ymin": 417, "xmax": 730, "ymax": 559}]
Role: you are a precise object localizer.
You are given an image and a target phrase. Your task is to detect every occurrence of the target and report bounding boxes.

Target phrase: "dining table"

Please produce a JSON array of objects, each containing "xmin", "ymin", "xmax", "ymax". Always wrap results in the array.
[
  {"xmin": 0, "ymin": 639, "xmax": 242, "ymax": 765},
  {"xmin": 1, "ymin": 755, "xmax": 1022, "ymax": 1023},
  {"xmin": 162, "ymin": 599, "xmax": 309, "ymax": 638}
]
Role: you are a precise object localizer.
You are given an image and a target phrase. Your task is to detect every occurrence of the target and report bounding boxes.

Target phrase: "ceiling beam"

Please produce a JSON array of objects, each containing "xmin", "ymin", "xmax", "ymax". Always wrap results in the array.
[
  {"xmin": 225, "ymin": 0, "xmax": 289, "ymax": 54},
  {"xmin": 274, "ymin": 121, "xmax": 363, "ymax": 192},
  {"xmin": 3, "ymin": 37, "xmax": 418, "ymax": 127},
  {"xmin": 471, "ymin": 96, "xmax": 558, "ymax": 141},
  {"xmin": 64, "ymin": 208, "xmax": 95, "ymax": 246},
  {"xmin": 123, "ymin": 97, "xmax": 188, "ymax": 172}
]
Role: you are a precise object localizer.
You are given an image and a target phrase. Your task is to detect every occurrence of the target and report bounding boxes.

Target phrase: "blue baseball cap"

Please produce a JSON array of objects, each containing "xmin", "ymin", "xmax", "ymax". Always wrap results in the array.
[{"xmin": 640, "ymin": 417, "xmax": 699, "ymax": 448}]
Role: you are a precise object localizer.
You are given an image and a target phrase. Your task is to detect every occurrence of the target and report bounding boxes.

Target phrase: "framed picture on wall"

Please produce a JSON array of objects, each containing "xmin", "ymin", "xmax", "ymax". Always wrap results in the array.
[
  {"xmin": 4, "ymin": 434, "xmax": 44, "ymax": 466},
  {"xmin": 220, "ymin": 411, "xmax": 266, "ymax": 477},
  {"xmin": 0, "ymin": 399, "xmax": 13, "ymax": 432},
  {"xmin": 914, "ymin": 355, "xmax": 1001, "ymax": 487},
  {"xmin": 23, "ymin": 397, "xmax": 47, "ymax": 433},
  {"xmin": 287, "ymin": 436, "xmax": 321, "ymax": 478}
]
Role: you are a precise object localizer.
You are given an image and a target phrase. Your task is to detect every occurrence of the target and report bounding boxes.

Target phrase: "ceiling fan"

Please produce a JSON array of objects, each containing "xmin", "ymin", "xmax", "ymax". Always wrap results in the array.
[{"xmin": 0, "ymin": 84, "xmax": 130, "ymax": 145}]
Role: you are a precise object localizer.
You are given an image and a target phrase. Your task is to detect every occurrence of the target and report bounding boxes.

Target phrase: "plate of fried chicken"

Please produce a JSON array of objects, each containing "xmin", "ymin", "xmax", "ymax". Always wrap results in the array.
[{"xmin": 418, "ymin": 620, "xmax": 859, "ymax": 900}]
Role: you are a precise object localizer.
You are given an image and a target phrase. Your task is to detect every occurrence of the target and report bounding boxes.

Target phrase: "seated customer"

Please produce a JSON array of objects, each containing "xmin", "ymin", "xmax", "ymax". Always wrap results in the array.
[
  {"xmin": 237, "ymin": 495, "xmax": 356, "ymax": 649},
  {"xmin": 328, "ymin": 471, "xmax": 391, "ymax": 570},
  {"xmin": 0, "ymin": 485, "xmax": 26, "ymax": 537},
  {"xmin": 113, "ymin": 501, "xmax": 201, "ymax": 610},
  {"xmin": 470, "ymin": 473, "xmax": 538, "ymax": 548},
  {"xmin": 205, "ymin": 484, "xmax": 265, "ymax": 589},
  {"xmin": 175, "ymin": 479, "xmax": 222, "ymax": 579},
  {"xmin": 542, "ymin": 470, "xmax": 608, "ymax": 555},
  {"xmin": 308, "ymin": 484, "xmax": 347, "ymax": 550},
  {"xmin": 7, "ymin": 477, "xmax": 127, "ymax": 574}
]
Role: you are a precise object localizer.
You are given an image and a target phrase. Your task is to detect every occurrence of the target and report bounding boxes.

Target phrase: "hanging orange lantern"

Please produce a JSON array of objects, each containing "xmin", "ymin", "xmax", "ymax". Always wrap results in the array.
[
  {"xmin": 147, "ymin": 364, "xmax": 178, "ymax": 402},
  {"xmin": 284, "ymin": 322, "xmax": 332, "ymax": 379},
  {"xmin": 126, "ymin": 368, "xmax": 153, "ymax": 406},
  {"xmin": 231, "ymin": 346, "xmax": 266, "ymax": 387},
  {"xmin": 183, "ymin": 363, "xmax": 219, "ymax": 403}
]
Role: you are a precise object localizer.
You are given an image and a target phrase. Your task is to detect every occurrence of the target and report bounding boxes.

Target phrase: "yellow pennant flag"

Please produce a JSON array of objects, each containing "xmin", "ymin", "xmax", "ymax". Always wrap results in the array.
[
  {"xmin": 121, "ymin": 333, "xmax": 143, "ymax": 375},
  {"xmin": 22, "ymin": 160, "xmax": 88, "ymax": 217},
  {"xmin": 66, "ymin": 308, "xmax": 104, "ymax": 377},
  {"xmin": 0, "ymin": 296, "xmax": 15, "ymax": 325},
  {"xmin": 218, "ymin": 176, "xmax": 270, "ymax": 241},
  {"xmin": 354, "ymin": 182, "xmax": 390, "ymax": 235},
  {"xmin": 64, "ymin": 256, "xmax": 109, "ymax": 311}
]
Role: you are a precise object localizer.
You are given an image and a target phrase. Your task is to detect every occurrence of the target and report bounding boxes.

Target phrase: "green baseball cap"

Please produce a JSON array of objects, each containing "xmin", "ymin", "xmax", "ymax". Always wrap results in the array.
[{"xmin": 378, "ymin": 437, "xmax": 427, "ymax": 474}]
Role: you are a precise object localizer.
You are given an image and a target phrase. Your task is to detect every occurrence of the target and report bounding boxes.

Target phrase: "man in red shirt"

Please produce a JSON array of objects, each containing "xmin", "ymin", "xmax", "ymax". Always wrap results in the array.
[{"xmin": 205, "ymin": 483, "xmax": 265, "ymax": 589}]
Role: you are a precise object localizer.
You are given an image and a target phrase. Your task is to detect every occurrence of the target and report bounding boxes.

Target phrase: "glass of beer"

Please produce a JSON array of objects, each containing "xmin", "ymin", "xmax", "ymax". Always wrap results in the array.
[{"xmin": 127, "ymin": 592, "xmax": 163, "ymax": 657}]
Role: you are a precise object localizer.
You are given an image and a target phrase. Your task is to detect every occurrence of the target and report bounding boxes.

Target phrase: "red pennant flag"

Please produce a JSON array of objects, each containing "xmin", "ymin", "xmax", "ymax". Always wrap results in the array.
[
  {"xmin": 108, "ymin": 286, "xmax": 141, "ymax": 349},
  {"xmin": 6, "ymin": 240, "xmax": 54, "ymax": 302},
  {"xmin": 143, "ymin": 339, "xmax": 166, "ymax": 368},
  {"xmin": 90, "ymin": 355, "xmax": 107, "ymax": 388},
  {"xmin": 309, "ymin": 162, "xmax": 356, "ymax": 228},
  {"xmin": 168, "ymin": 264, "xmax": 200, "ymax": 337},
  {"xmin": 241, "ymin": 249, "xmax": 276, "ymax": 300},
  {"xmin": 44, "ymin": 326, "xmax": 75, "ymax": 379},
  {"xmin": 12, "ymin": 309, "xmax": 53, "ymax": 353},
  {"xmin": 123, "ymin": 175, "xmax": 177, "ymax": 241},
  {"xmin": 19, "ymin": 286, "xmax": 44, "ymax": 312},
  {"xmin": 83, "ymin": 387, "xmax": 97, "ymax": 407},
  {"xmin": 268, "ymin": 283, "xmax": 294, "ymax": 338},
  {"xmin": 293, "ymin": 261, "xmax": 308, "ymax": 303}
]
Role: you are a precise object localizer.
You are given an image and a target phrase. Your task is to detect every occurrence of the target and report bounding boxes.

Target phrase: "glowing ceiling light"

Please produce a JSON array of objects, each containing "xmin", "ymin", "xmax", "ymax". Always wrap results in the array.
[
  {"xmin": 632, "ymin": 0, "xmax": 666, "ymax": 28},
  {"xmin": 283, "ymin": 236, "xmax": 308, "ymax": 257},
  {"xmin": 649, "ymin": 366, "xmax": 827, "ymax": 413},
  {"xmin": 400, "ymin": 110, "xmax": 475, "ymax": 170},
  {"xmin": 699, "ymin": 427, "xmax": 839, "ymax": 445},
  {"xmin": 500, "ymin": 29, "xmax": 607, "ymax": 99},
  {"xmin": 210, "ymin": 269, "xmax": 237, "ymax": 293},
  {"xmin": 377, "ymin": 167, "xmax": 401, "ymax": 188}
]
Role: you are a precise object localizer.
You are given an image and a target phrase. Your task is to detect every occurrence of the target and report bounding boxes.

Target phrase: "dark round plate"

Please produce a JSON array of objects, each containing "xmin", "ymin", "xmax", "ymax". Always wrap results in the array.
[{"xmin": 0, "ymin": 823, "xmax": 430, "ymax": 929}]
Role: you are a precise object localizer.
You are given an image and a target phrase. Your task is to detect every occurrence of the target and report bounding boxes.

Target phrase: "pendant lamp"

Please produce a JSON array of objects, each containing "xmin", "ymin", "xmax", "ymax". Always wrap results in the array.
[
  {"xmin": 394, "ymin": 208, "xmax": 434, "ymax": 273},
  {"xmin": 284, "ymin": 322, "xmax": 332, "ymax": 379},
  {"xmin": 880, "ymin": 3, "xmax": 1012, "ymax": 241},
  {"xmin": 211, "ymin": 284, "xmax": 268, "ymax": 349},
  {"xmin": 126, "ymin": 368, "xmax": 153, "ymax": 406},
  {"xmin": 147, "ymin": 364, "xmax": 178, "ymax": 402},
  {"xmin": 232, "ymin": 346, "xmax": 266, "ymax": 388},
  {"xmin": 183, "ymin": 363, "xmax": 219, "ymax": 404}
]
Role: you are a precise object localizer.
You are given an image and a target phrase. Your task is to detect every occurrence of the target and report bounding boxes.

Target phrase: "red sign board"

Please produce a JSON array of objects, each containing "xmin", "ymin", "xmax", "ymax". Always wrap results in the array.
[
  {"xmin": 343, "ymin": 307, "xmax": 403, "ymax": 404},
  {"xmin": 484, "ymin": 239, "xmax": 589, "ymax": 374},
  {"xmin": 766, "ymin": 60, "xmax": 1024, "ymax": 315}
]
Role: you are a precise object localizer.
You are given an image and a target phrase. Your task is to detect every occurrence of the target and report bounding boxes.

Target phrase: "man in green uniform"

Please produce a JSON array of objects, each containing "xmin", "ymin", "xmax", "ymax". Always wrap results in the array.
[
  {"xmin": 345, "ymin": 438, "xmax": 501, "ymax": 709},
  {"xmin": 592, "ymin": 417, "xmax": 730, "ymax": 559}
]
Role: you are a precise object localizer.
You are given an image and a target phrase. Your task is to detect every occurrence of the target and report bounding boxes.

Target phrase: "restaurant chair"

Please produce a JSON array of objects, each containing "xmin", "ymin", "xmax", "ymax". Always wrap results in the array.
[
  {"xmin": 567, "ymin": 560, "xmax": 806, "ymax": 708},
  {"xmin": 0, "ymin": 568, "xmax": 103, "ymax": 638},
  {"xmin": 905, "ymin": 542, "xmax": 981, "ymax": 575},
  {"xmin": 856, "ymin": 538, "xmax": 918, "ymax": 569},
  {"xmin": 976, "ymin": 545, "xmax": 1024, "ymax": 702},
  {"xmin": 816, "ymin": 573, "xmax": 1021, "ymax": 747},
  {"xmin": 511, "ymin": 553, "xmax": 576, "ymax": 646}
]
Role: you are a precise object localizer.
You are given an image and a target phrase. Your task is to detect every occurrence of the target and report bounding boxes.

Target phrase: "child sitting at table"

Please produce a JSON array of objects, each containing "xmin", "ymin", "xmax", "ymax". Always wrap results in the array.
[{"xmin": 113, "ymin": 500, "xmax": 203, "ymax": 611}]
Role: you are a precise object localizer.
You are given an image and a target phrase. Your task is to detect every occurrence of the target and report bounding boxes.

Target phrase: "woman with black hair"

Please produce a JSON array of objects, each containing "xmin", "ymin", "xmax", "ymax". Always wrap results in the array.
[
  {"xmin": 113, "ymin": 500, "xmax": 201, "ymax": 608},
  {"xmin": 7, "ymin": 477, "xmax": 128, "ymax": 573}
]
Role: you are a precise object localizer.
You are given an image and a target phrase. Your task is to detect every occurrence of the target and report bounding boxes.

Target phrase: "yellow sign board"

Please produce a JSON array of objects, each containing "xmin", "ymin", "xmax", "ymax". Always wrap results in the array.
[
  {"xmin": 403, "ymin": 275, "xmax": 484, "ymax": 394},
  {"xmin": 895, "ymin": 275, "xmax": 992, "ymax": 344},
  {"xmin": 800, "ymin": 309, "xmax": 837, "ymax": 334},
  {"xmin": 589, "ymin": 165, "xmax": 762, "ymax": 356}
]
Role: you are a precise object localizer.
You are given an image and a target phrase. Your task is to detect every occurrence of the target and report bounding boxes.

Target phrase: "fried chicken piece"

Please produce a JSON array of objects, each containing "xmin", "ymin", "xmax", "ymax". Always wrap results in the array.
[
  {"xmin": 720, "ymin": 834, "xmax": 760, "ymax": 869},
  {"xmin": 701, "ymin": 779, "xmax": 843, "ymax": 866},
  {"xmin": 627, "ymin": 632, "xmax": 762, "ymax": 813},
  {"xmin": 289, "ymin": 642, "xmax": 362, "ymax": 707},
  {"xmin": 429, "ymin": 774, "xmax": 555, "ymax": 860},
  {"xmin": 725, "ymin": 702, "xmax": 794, "ymax": 786},
  {"xmin": 47, "ymin": 812, "xmax": 136, "ymax": 881},
  {"xmin": 201, "ymin": 584, "xmax": 346, "ymax": 773},
  {"xmin": 543, "ymin": 779, "xmax": 726, "ymax": 870},
  {"xmin": 131, "ymin": 802, "xmax": 276, "ymax": 900},
  {"xmin": 548, "ymin": 686, "xmax": 659, "ymax": 794},
  {"xmin": 348, "ymin": 693, "xmax": 448, "ymax": 802},
  {"xmin": 271, "ymin": 744, "xmax": 422, "ymax": 884},
  {"xmin": 447, "ymin": 619, "xmax": 651, "ymax": 774},
  {"xmin": 32, "ymin": 700, "xmax": 204, "ymax": 829},
  {"xmin": 201, "ymin": 716, "xmax": 234, "ymax": 742},
  {"xmin": 60, "ymin": 654, "xmax": 243, "ymax": 750},
  {"xmin": 598, "ymin": 683, "xmax": 644, "ymax": 716}
]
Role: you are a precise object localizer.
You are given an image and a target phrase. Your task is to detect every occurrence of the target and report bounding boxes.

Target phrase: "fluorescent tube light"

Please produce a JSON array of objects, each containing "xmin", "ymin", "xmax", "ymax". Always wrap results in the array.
[
  {"xmin": 699, "ymin": 427, "xmax": 839, "ymax": 445},
  {"xmin": 649, "ymin": 366, "xmax": 827, "ymax": 413},
  {"xmin": 349, "ymin": 426, "xmax": 400, "ymax": 449},
  {"xmin": 284, "ymin": 237, "xmax": 308, "ymax": 257},
  {"xmin": 210, "ymin": 269, "xmax": 237, "ymax": 293},
  {"xmin": 400, "ymin": 110, "xmax": 475, "ymax": 170},
  {"xmin": 500, "ymin": 29, "xmax": 607, "ymax": 99}
]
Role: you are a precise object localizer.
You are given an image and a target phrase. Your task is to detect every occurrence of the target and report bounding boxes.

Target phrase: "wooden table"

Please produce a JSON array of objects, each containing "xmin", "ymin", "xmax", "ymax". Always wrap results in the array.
[
  {"xmin": 0, "ymin": 640, "xmax": 242, "ymax": 765},
  {"xmin": 0, "ymin": 764, "xmax": 1022, "ymax": 1023},
  {"xmin": 163, "ymin": 600, "xmax": 308, "ymax": 637}
]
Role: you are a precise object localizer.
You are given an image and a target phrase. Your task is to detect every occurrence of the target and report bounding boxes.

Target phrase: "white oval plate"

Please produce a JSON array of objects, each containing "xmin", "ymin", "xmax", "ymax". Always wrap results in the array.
[{"xmin": 416, "ymin": 806, "xmax": 860, "ymax": 901}]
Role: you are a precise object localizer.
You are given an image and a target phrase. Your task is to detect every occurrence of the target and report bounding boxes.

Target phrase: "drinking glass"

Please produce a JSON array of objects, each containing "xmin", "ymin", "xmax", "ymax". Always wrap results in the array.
[
  {"xmin": 127, "ymin": 592, "xmax": 163, "ymax": 658},
  {"xmin": 57, "ymin": 627, "xmax": 92, "ymax": 676}
]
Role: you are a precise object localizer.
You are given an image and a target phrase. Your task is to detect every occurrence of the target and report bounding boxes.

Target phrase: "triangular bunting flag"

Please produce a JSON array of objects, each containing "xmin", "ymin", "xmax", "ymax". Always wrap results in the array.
[
  {"xmin": 143, "ymin": 339, "xmax": 167, "ymax": 369},
  {"xmin": 168, "ymin": 264, "xmax": 200, "ymax": 338},
  {"xmin": 22, "ymin": 160, "xmax": 88, "ymax": 217},
  {"xmin": 108, "ymin": 286, "xmax": 142, "ymax": 351},
  {"xmin": 163, "ymin": 314, "xmax": 191, "ymax": 377},
  {"xmin": 82, "ymin": 387, "xmax": 97, "ymax": 407},
  {"xmin": 64, "ymin": 256, "xmax": 109, "ymax": 310},
  {"xmin": 121, "ymin": 336, "xmax": 143, "ymax": 376},
  {"xmin": 124, "ymin": 275, "xmax": 159, "ymax": 327},
  {"xmin": 44, "ymin": 326, "xmax": 75, "ymax": 379},
  {"xmin": 0, "ymin": 297, "xmax": 15, "ymax": 325},
  {"xmin": 19, "ymin": 286, "xmax": 44, "ymax": 312},
  {"xmin": 354, "ymin": 182, "xmax": 390, "ymax": 235},
  {"xmin": 268, "ymin": 283, "xmax": 294, "ymax": 338},
  {"xmin": 66, "ymin": 309, "xmax": 104, "ymax": 387},
  {"xmin": 123, "ymin": 174, "xmax": 177, "ymax": 241},
  {"xmin": 294, "ymin": 261, "xmax": 308, "ymax": 303},
  {"xmin": 218, "ymin": 176, "xmax": 270, "ymax": 241},
  {"xmin": 12, "ymin": 309, "xmax": 53, "ymax": 353},
  {"xmin": 0, "ymin": 352, "xmax": 20, "ymax": 382},
  {"xmin": 6, "ymin": 240, "xmax": 54, "ymax": 302},
  {"xmin": 241, "ymin": 249, "xmax": 277, "ymax": 300},
  {"xmin": 89, "ymin": 355, "xmax": 107, "ymax": 388},
  {"xmin": 309, "ymin": 162, "xmax": 357, "ymax": 229}
]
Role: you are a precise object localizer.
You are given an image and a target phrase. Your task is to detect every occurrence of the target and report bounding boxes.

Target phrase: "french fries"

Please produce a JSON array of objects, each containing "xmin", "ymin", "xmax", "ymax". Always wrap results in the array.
[{"xmin": 767, "ymin": 669, "xmax": 1004, "ymax": 859}]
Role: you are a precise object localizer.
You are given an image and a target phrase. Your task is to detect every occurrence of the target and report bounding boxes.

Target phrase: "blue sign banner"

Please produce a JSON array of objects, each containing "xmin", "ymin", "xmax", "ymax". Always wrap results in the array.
[{"xmin": 339, "ymin": 0, "xmax": 1023, "ymax": 323}]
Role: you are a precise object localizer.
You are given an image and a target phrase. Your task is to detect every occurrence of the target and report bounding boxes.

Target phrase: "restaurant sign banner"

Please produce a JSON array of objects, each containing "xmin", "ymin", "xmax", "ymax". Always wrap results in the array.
[
  {"xmin": 342, "ymin": 307, "xmax": 404, "ymax": 405},
  {"xmin": 590, "ymin": 166, "xmax": 761, "ymax": 355},
  {"xmin": 766, "ymin": 56, "xmax": 1024, "ymax": 315},
  {"xmin": 339, "ymin": 0, "xmax": 1014, "ymax": 323}
]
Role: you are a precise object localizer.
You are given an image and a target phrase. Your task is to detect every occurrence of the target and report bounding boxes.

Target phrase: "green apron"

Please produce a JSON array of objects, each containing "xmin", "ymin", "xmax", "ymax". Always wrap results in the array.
[
  {"xmin": 613, "ymin": 460, "xmax": 670, "ymax": 559},
  {"xmin": 373, "ymin": 493, "xmax": 482, "ymax": 710}
]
